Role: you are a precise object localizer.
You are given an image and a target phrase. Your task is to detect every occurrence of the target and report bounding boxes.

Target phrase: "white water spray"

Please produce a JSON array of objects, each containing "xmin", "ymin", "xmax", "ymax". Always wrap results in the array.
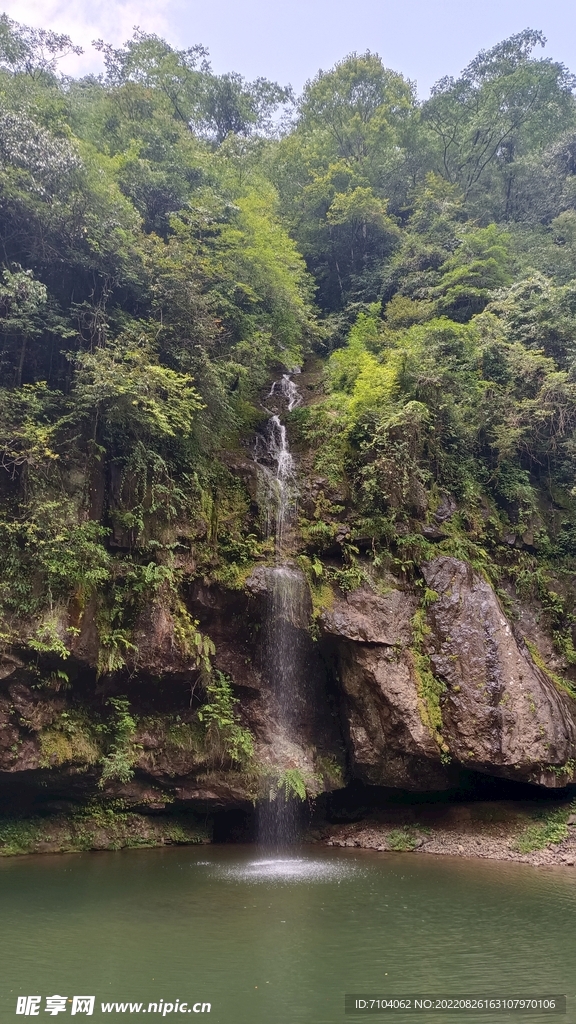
[
  {"xmin": 255, "ymin": 376, "xmax": 300, "ymax": 557},
  {"xmin": 267, "ymin": 373, "xmax": 303, "ymax": 413},
  {"xmin": 254, "ymin": 371, "xmax": 308, "ymax": 846}
]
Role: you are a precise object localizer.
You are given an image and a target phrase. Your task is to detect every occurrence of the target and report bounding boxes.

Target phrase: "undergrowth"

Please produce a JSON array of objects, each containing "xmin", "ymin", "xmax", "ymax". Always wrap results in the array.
[
  {"xmin": 387, "ymin": 828, "xmax": 417, "ymax": 851},
  {"xmin": 514, "ymin": 803, "xmax": 576, "ymax": 853}
]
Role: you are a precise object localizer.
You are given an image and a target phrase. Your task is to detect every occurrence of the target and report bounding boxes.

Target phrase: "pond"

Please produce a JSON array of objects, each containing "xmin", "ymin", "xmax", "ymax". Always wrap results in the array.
[{"xmin": 1, "ymin": 845, "xmax": 575, "ymax": 1023}]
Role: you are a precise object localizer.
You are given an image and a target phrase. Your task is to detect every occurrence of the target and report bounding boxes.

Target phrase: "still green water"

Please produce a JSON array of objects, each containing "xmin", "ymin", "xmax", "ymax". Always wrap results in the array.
[{"xmin": 1, "ymin": 845, "xmax": 575, "ymax": 1024}]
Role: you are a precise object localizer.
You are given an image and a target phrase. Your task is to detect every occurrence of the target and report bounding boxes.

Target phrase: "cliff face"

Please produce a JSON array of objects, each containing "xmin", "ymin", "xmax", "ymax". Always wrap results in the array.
[
  {"xmin": 0, "ymin": 568, "xmax": 345, "ymax": 817},
  {"xmin": 320, "ymin": 558, "xmax": 576, "ymax": 791},
  {"xmin": 2, "ymin": 552, "xmax": 576, "ymax": 826},
  {"xmin": 2, "ymin": 364, "xmax": 576, "ymax": 819}
]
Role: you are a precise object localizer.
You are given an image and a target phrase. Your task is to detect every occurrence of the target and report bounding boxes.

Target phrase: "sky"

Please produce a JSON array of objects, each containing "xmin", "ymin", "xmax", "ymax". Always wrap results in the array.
[{"xmin": 3, "ymin": 0, "xmax": 576, "ymax": 97}]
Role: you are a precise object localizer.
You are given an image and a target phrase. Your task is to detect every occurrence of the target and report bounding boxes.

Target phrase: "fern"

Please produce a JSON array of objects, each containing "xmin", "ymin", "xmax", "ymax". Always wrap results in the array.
[
  {"xmin": 275, "ymin": 768, "xmax": 308, "ymax": 801},
  {"xmin": 197, "ymin": 671, "xmax": 254, "ymax": 765}
]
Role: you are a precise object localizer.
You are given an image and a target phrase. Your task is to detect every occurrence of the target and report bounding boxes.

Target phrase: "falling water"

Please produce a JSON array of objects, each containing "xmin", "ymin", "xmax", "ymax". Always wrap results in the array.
[
  {"xmin": 267, "ymin": 372, "xmax": 303, "ymax": 413},
  {"xmin": 255, "ymin": 371, "xmax": 308, "ymax": 847},
  {"xmin": 257, "ymin": 414, "xmax": 296, "ymax": 556}
]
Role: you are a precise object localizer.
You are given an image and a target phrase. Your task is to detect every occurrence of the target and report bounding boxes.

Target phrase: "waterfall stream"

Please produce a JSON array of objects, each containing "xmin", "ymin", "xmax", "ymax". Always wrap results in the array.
[
  {"xmin": 267, "ymin": 372, "xmax": 302, "ymax": 413},
  {"xmin": 255, "ymin": 371, "xmax": 308, "ymax": 846},
  {"xmin": 259, "ymin": 414, "xmax": 296, "ymax": 556}
]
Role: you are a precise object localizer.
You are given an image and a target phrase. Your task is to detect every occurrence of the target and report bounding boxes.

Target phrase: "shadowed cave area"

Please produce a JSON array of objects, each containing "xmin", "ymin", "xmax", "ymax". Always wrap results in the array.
[{"xmin": 213, "ymin": 775, "xmax": 576, "ymax": 844}]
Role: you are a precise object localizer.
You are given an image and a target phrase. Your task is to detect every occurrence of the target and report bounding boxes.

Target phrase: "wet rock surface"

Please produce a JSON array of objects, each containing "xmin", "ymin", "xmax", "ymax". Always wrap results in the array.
[
  {"xmin": 335, "ymin": 642, "xmax": 450, "ymax": 790},
  {"xmin": 2, "ymin": 551, "xmax": 576, "ymax": 855},
  {"xmin": 320, "ymin": 586, "xmax": 416, "ymax": 645},
  {"xmin": 422, "ymin": 557, "xmax": 576, "ymax": 783},
  {"xmin": 319, "ymin": 584, "xmax": 448, "ymax": 790},
  {"xmin": 318, "ymin": 558, "xmax": 576, "ymax": 790},
  {"xmin": 0, "ymin": 573, "xmax": 345, "ymax": 820}
]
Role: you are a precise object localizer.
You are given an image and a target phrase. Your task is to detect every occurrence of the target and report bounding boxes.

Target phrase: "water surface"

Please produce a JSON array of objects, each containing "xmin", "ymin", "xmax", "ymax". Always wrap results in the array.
[{"xmin": 1, "ymin": 845, "xmax": 575, "ymax": 1023}]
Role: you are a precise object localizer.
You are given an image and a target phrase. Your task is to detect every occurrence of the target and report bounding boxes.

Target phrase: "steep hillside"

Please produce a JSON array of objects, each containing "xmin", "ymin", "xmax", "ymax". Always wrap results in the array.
[{"xmin": 1, "ymin": 19, "xmax": 576, "ymax": 853}]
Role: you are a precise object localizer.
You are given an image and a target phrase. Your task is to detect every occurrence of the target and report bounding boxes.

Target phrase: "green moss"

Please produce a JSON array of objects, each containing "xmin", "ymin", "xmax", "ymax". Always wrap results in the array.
[
  {"xmin": 410, "ymin": 607, "xmax": 449, "ymax": 753},
  {"xmin": 314, "ymin": 753, "xmax": 344, "ymax": 788},
  {"xmin": 525, "ymin": 640, "xmax": 576, "ymax": 700},
  {"xmin": 297, "ymin": 554, "xmax": 335, "ymax": 620},
  {"xmin": 0, "ymin": 818, "xmax": 45, "ymax": 855},
  {"xmin": 164, "ymin": 719, "xmax": 207, "ymax": 756},
  {"xmin": 214, "ymin": 559, "xmax": 259, "ymax": 590},
  {"xmin": 39, "ymin": 712, "xmax": 100, "ymax": 769},
  {"xmin": 0, "ymin": 806, "xmax": 211, "ymax": 857}
]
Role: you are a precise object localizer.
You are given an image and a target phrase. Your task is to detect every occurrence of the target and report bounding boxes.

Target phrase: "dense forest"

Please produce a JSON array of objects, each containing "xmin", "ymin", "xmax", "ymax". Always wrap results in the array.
[{"xmin": 2, "ymin": 14, "xmax": 576, "ymax": 828}]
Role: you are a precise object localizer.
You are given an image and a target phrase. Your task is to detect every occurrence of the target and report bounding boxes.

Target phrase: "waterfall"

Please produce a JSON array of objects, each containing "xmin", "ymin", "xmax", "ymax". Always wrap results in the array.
[
  {"xmin": 267, "ymin": 372, "xmax": 302, "ymax": 413},
  {"xmin": 260, "ymin": 414, "xmax": 296, "ymax": 556},
  {"xmin": 255, "ymin": 371, "xmax": 308, "ymax": 847}
]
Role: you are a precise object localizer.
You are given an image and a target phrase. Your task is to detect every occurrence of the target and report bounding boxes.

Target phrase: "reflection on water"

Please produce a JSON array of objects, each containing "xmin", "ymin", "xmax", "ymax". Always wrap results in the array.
[{"xmin": 0, "ymin": 845, "xmax": 575, "ymax": 1024}]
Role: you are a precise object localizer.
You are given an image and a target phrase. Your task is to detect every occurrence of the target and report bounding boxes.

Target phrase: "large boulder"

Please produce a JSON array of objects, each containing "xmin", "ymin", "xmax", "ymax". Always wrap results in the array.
[
  {"xmin": 320, "ymin": 585, "xmax": 449, "ymax": 789},
  {"xmin": 422, "ymin": 557, "xmax": 576, "ymax": 785},
  {"xmin": 320, "ymin": 565, "xmax": 576, "ymax": 789}
]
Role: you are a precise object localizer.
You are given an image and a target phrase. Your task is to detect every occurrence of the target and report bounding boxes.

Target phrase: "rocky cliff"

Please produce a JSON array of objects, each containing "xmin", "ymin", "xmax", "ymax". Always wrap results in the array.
[
  {"xmin": 2, "ymin": 548, "xmax": 576, "ymax": 843},
  {"xmin": 319, "ymin": 558, "xmax": 576, "ymax": 791}
]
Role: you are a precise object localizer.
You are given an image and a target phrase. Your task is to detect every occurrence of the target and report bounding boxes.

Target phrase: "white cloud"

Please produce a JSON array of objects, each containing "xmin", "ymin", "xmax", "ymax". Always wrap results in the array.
[{"xmin": 1, "ymin": 0, "xmax": 183, "ymax": 75}]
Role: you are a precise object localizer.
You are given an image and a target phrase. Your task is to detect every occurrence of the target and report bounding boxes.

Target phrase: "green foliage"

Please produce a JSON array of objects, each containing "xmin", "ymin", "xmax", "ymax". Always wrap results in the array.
[
  {"xmin": 265, "ymin": 764, "xmax": 327, "ymax": 801},
  {"xmin": 172, "ymin": 602, "xmax": 215, "ymax": 671},
  {"xmin": 275, "ymin": 768, "xmax": 308, "ymax": 801},
  {"xmin": 387, "ymin": 828, "xmax": 417, "ymax": 852},
  {"xmin": 97, "ymin": 628, "xmax": 136, "ymax": 678},
  {"xmin": 75, "ymin": 329, "xmax": 204, "ymax": 439},
  {"xmin": 99, "ymin": 697, "xmax": 140, "ymax": 786},
  {"xmin": 162, "ymin": 719, "xmax": 206, "ymax": 758},
  {"xmin": 0, "ymin": 817, "xmax": 44, "ymax": 855},
  {"xmin": 0, "ymin": 13, "xmax": 83, "ymax": 76},
  {"xmin": 514, "ymin": 804, "xmax": 575, "ymax": 853},
  {"xmin": 94, "ymin": 28, "xmax": 290, "ymax": 142},
  {"xmin": 524, "ymin": 641, "xmax": 576, "ymax": 700},
  {"xmin": 197, "ymin": 671, "xmax": 254, "ymax": 765},
  {"xmin": 26, "ymin": 619, "xmax": 73, "ymax": 660},
  {"xmin": 39, "ymin": 711, "xmax": 100, "ymax": 768},
  {"xmin": 0, "ymin": 805, "xmax": 211, "ymax": 856},
  {"xmin": 314, "ymin": 754, "xmax": 344, "ymax": 787},
  {"xmin": 411, "ymin": 606, "xmax": 449, "ymax": 753},
  {"xmin": 2, "ymin": 19, "xmax": 576, "ymax": 815},
  {"xmin": 422, "ymin": 30, "xmax": 576, "ymax": 212},
  {"xmin": 0, "ymin": 21, "xmax": 315, "ymax": 647},
  {"xmin": 434, "ymin": 225, "xmax": 513, "ymax": 321}
]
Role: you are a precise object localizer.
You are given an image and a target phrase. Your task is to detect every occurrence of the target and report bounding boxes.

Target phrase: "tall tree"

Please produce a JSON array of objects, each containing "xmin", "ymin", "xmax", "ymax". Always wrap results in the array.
[{"xmin": 422, "ymin": 30, "xmax": 576, "ymax": 216}]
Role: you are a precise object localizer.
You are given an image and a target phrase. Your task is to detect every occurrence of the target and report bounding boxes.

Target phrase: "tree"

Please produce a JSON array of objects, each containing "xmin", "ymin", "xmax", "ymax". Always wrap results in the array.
[
  {"xmin": 94, "ymin": 30, "xmax": 209, "ymax": 126},
  {"xmin": 197, "ymin": 73, "xmax": 292, "ymax": 143},
  {"xmin": 0, "ymin": 267, "xmax": 47, "ymax": 385},
  {"xmin": 423, "ymin": 30, "xmax": 576, "ymax": 213},
  {"xmin": 0, "ymin": 13, "xmax": 82, "ymax": 78},
  {"xmin": 94, "ymin": 31, "xmax": 291, "ymax": 142},
  {"xmin": 434, "ymin": 225, "xmax": 513, "ymax": 321},
  {"xmin": 297, "ymin": 51, "xmax": 415, "ymax": 171}
]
